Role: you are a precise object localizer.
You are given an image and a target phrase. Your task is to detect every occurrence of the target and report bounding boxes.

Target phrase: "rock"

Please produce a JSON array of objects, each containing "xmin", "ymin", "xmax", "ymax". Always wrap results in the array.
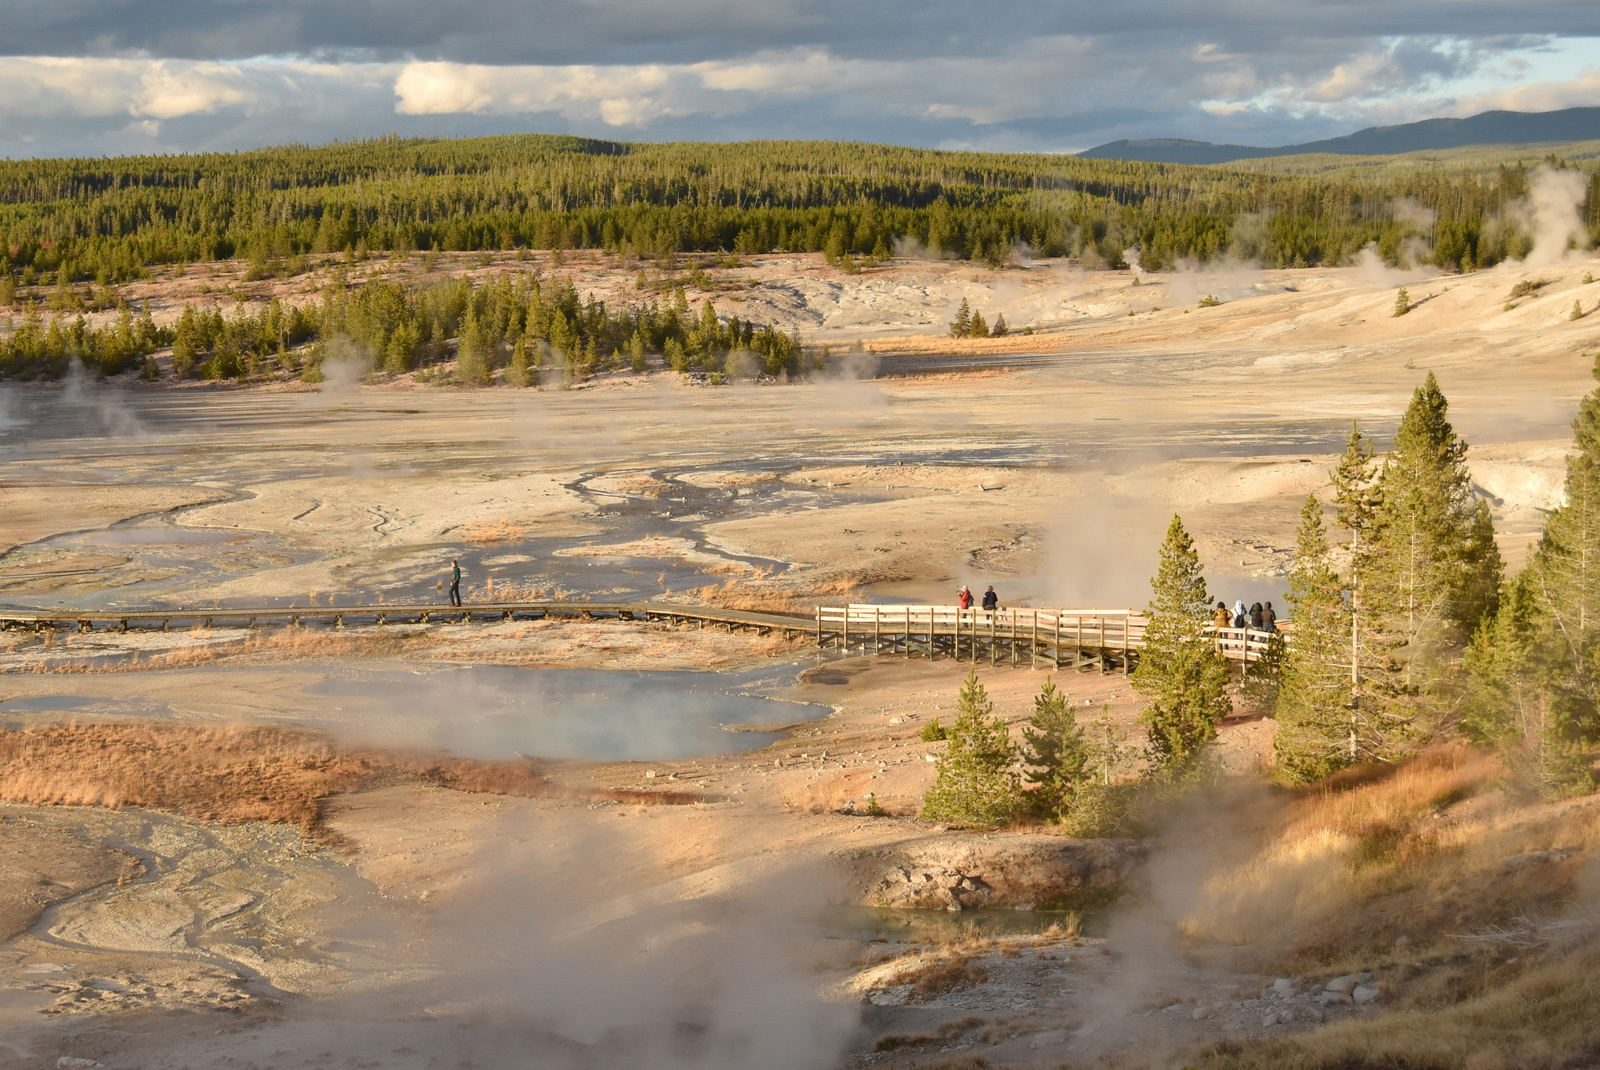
[
  {"xmin": 58, "ymin": 1060, "xmax": 101, "ymax": 1069},
  {"xmin": 1191, "ymin": 1004, "xmax": 1211, "ymax": 1020},
  {"xmin": 1352, "ymin": 983, "xmax": 1383, "ymax": 1004},
  {"xmin": 852, "ymin": 833, "xmax": 1147, "ymax": 910},
  {"xmin": 643, "ymin": 770, "xmax": 657, "ymax": 779},
  {"xmin": 1271, "ymin": 978, "xmax": 1301, "ymax": 998},
  {"xmin": 1315, "ymin": 990, "xmax": 1351, "ymax": 1005},
  {"xmin": 1261, "ymin": 1013, "xmax": 1278, "ymax": 1028},
  {"xmin": 1324, "ymin": 972, "xmax": 1372, "ymax": 994}
]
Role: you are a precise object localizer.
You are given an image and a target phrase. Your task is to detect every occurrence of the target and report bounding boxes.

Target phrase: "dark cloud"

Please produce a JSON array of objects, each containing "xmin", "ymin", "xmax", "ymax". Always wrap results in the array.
[
  {"xmin": 6, "ymin": 0, "xmax": 1599, "ymax": 64},
  {"xmin": 0, "ymin": 2, "xmax": 1596, "ymax": 157}
]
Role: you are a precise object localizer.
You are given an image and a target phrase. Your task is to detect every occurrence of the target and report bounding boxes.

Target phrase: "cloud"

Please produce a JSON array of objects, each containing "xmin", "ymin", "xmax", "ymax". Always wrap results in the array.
[
  {"xmin": 0, "ymin": 11, "xmax": 1598, "ymax": 157},
  {"xmin": 395, "ymin": 61, "xmax": 693, "ymax": 126}
]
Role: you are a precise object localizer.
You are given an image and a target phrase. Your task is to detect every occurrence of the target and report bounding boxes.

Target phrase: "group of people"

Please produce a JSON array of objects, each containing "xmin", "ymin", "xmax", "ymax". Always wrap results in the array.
[
  {"xmin": 956, "ymin": 585, "xmax": 1000, "ymax": 611},
  {"xmin": 1212, "ymin": 598, "xmax": 1277, "ymax": 632}
]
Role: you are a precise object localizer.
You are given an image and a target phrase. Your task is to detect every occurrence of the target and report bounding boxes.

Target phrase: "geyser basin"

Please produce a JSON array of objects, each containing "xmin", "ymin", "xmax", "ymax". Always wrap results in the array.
[{"xmin": 303, "ymin": 664, "xmax": 829, "ymax": 761}]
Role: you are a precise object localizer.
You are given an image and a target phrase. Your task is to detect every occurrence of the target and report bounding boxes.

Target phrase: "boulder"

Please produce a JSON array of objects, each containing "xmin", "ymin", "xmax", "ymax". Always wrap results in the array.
[
  {"xmin": 1352, "ymin": 983, "xmax": 1383, "ymax": 1004},
  {"xmin": 850, "ymin": 833, "xmax": 1147, "ymax": 911}
]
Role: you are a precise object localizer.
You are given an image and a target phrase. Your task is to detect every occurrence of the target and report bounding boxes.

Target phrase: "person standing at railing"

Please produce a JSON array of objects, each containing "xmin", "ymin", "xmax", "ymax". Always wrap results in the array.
[
  {"xmin": 1249, "ymin": 601, "xmax": 1264, "ymax": 630},
  {"xmin": 958, "ymin": 586, "xmax": 973, "ymax": 610},
  {"xmin": 1233, "ymin": 599, "xmax": 1248, "ymax": 628},
  {"xmin": 1262, "ymin": 601, "xmax": 1277, "ymax": 632},
  {"xmin": 982, "ymin": 585, "xmax": 999, "ymax": 612},
  {"xmin": 1212, "ymin": 601, "xmax": 1231, "ymax": 628}
]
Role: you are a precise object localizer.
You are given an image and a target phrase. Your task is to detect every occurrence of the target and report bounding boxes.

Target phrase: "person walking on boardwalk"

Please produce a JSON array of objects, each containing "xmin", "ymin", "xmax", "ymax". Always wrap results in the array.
[
  {"xmin": 958, "ymin": 586, "xmax": 973, "ymax": 610},
  {"xmin": 1212, "ymin": 600, "xmax": 1231, "ymax": 628},
  {"xmin": 981, "ymin": 585, "xmax": 999, "ymax": 612},
  {"xmin": 448, "ymin": 560, "xmax": 462, "ymax": 607}
]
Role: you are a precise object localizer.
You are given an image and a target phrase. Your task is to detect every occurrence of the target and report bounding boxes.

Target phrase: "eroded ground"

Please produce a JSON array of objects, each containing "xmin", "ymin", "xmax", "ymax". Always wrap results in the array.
[{"xmin": 0, "ymin": 253, "xmax": 1598, "ymax": 1067}]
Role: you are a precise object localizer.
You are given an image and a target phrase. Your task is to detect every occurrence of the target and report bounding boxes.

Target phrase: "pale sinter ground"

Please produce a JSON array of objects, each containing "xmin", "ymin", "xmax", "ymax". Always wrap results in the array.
[{"xmin": 0, "ymin": 252, "xmax": 1597, "ymax": 1068}]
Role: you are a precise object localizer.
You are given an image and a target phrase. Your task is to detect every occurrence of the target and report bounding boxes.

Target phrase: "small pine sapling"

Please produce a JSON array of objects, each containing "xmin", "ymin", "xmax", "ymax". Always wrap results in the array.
[{"xmin": 920, "ymin": 671, "xmax": 1021, "ymax": 827}]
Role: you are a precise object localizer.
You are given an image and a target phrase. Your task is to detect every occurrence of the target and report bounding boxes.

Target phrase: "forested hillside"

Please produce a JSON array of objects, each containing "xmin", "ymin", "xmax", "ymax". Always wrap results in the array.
[{"xmin": 2, "ymin": 135, "xmax": 1597, "ymax": 283}]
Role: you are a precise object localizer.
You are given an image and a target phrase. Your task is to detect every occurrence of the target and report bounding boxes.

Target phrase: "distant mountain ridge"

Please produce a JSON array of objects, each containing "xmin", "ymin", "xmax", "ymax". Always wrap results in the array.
[{"xmin": 1080, "ymin": 107, "xmax": 1600, "ymax": 164}]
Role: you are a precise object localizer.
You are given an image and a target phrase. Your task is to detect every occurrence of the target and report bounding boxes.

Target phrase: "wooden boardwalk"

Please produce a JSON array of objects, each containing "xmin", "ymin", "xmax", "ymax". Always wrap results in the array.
[
  {"xmin": 815, "ymin": 605, "xmax": 1282, "ymax": 672},
  {"xmin": 0, "ymin": 599, "xmax": 1283, "ymax": 671},
  {"xmin": 0, "ymin": 600, "xmax": 817, "ymax": 639}
]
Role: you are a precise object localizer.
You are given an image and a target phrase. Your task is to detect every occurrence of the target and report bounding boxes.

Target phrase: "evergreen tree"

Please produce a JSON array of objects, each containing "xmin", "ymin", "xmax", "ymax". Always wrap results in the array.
[
  {"xmin": 1020, "ymin": 677, "xmax": 1089, "ymax": 822},
  {"xmin": 949, "ymin": 298, "xmax": 971, "ymax": 338},
  {"xmin": 505, "ymin": 338, "xmax": 531, "ymax": 387},
  {"xmin": 1463, "ymin": 574, "xmax": 1592, "ymax": 796},
  {"xmin": 921, "ymin": 671, "xmax": 1022, "ymax": 827},
  {"xmin": 1393, "ymin": 287, "xmax": 1411, "ymax": 316},
  {"xmin": 1362, "ymin": 373, "xmax": 1501, "ymax": 738},
  {"xmin": 455, "ymin": 309, "xmax": 491, "ymax": 385},
  {"xmin": 1132, "ymin": 515, "xmax": 1232, "ymax": 773},
  {"xmin": 1274, "ymin": 494, "xmax": 1362, "ymax": 781},
  {"xmin": 968, "ymin": 310, "xmax": 988, "ymax": 338},
  {"xmin": 991, "ymin": 313, "xmax": 1009, "ymax": 337}
]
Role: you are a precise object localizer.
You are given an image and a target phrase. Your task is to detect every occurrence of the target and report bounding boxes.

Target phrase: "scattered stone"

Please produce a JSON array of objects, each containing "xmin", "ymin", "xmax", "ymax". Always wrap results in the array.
[
  {"xmin": 1191, "ymin": 1004, "xmax": 1211, "ymax": 1020},
  {"xmin": 1271, "ymin": 978, "xmax": 1301, "ymax": 998},
  {"xmin": 1324, "ymin": 972, "xmax": 1372, "ymax": 994},
  {"xmin": 58, "ymin": 1059, "xmax": 101, "ymax": 1069},
  {"xmin": 1352, "ymin": 983, "xmax": 1383, "ymax": 1004},
  {"xmin": 1261, "ymin": 1012, "xmax": 1278, "ymax": 1028},
  {"xmin": 643, "ymin": 770, "xmax": 657, "ymax": 779}
]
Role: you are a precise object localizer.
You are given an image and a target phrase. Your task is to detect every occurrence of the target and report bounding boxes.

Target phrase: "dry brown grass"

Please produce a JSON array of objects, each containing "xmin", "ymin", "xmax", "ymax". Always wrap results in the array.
[
  {"xmin": 460, "ymin": 518, "xmax": 528, "ymax": 544},
  {"xmin": 683, "ymin": 573, "xmax": 862, "ymax": 615},
  {"xmin": 1182, "ymin": 746, "xmax": 1600, "ymax": 974},
  {"xmin": 0, "ymin": 723, "xmax": 374, "ymax": 835},
  {"xmin": 0, "ymin": 722, "xmax": 719, "ymax": 840},
  {"xmin": 1196, "ymin": 936, "xmax": 1600, "ymax": 1070}
]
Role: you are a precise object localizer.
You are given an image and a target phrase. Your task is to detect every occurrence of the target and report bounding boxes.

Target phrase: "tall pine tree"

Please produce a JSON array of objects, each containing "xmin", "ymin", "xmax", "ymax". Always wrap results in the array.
[
  {"xmin": 1274, "ymin": 494, "xmax": 1362, "ymax": 781},
  {"xmin": 1470, "ymin": 354, "xmax": 1600, "ymax": 796},
  {"xmin": 1362, "ymin": 373, "xmax": 1501, "ymax": 738},
  {"xmin": 1132, "ymin": 515, "xmax": 1232, "ymax": 774}
]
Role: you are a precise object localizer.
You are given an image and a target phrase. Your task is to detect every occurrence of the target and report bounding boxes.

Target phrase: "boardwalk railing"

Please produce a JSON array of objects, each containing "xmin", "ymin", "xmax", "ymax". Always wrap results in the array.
[
  {"xmin": 816, "ymin": 604, "xmax": 1284, "ymax": 671},
  {"xmin": 0, "ymin": 598, "xmax": 1285, "ymax": 671}
]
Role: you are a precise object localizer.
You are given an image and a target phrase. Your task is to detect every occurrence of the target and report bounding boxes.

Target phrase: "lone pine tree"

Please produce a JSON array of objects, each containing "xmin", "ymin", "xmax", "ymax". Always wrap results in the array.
[
  {"xmin": 920, "ymin": 670, "xmax": 1022, "ymax": 827},
  {"xmin": 1132, "ymin": 514, "xmax": 1232, "ymax": 774}
]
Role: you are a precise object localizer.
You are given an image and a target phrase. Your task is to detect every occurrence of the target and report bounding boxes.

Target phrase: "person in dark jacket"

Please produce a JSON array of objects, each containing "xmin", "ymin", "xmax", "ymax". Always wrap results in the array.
[
  {"xmin": 1249, "ymin": 601, "xmax": 1264, "ymax": 630},
  {"xmin": 981, "ymin": 586, "xmax": 999, "ymax": 612},
  {"xmin": 449, "ymin": 560, "xmax": 462, "ymax": 606},
  {"xmin": 1262, "ymin": 601, "xmax": 1278, "ymax": 632}
]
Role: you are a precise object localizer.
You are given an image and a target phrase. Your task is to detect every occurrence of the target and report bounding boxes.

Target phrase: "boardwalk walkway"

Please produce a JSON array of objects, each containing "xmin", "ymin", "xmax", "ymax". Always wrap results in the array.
[
  {"xmin": 0, "ymin": 599, "xmax": 1283, "ymax": 672},
  {"xmin": 815, "ymin": 605, "xmax": 1279, "ymax": 672}
]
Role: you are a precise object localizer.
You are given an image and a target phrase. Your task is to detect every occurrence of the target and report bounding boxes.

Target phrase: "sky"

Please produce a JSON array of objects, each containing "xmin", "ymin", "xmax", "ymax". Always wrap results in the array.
[{"xmin": 1, "ymin": 1, "xmax": 1598, "ymax": 159}]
